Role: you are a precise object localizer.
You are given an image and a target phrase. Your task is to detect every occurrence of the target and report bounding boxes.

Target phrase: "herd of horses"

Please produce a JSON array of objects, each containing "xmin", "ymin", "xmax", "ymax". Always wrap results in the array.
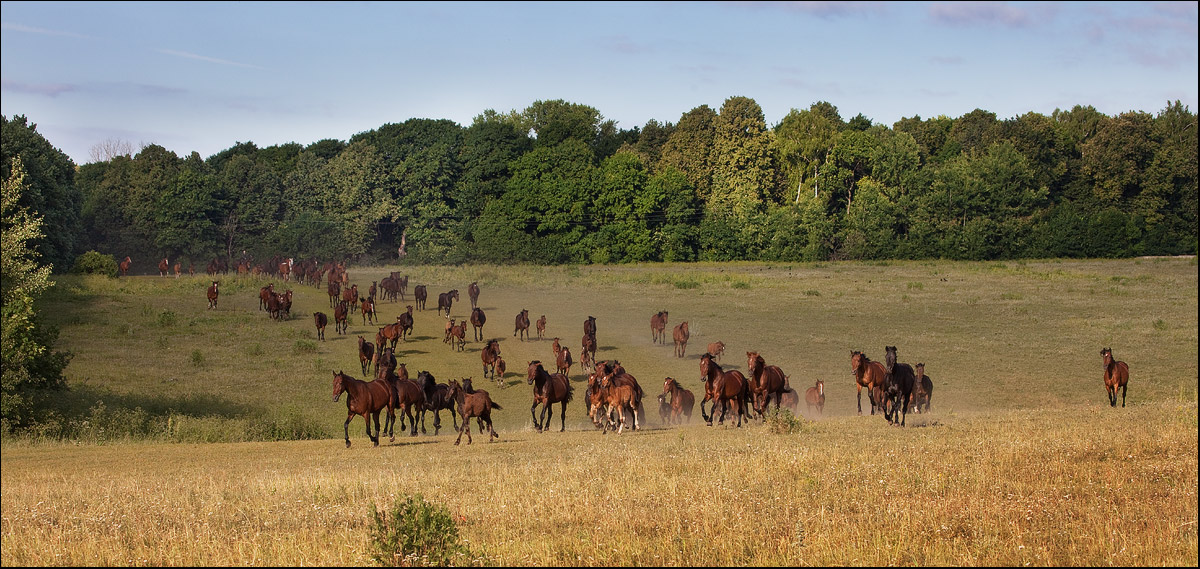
[{"xmin": 124, "ymin": 257, "xmax": 1132, "ymax": 446}]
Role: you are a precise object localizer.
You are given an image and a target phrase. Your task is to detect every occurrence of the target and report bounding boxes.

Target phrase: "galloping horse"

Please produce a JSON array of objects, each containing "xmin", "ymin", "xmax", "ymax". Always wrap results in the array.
[
  {"xmin": 581, "ymin": 333, "xmax": 597, "ymax": 370},
  {"xmin": 586, "ymin": 361, "xmax": 644, "ymax": 430},
  {"xmin": 447, "ymin": 320, "xmax": 466, "ymax": 352},
  {"xmin": 594, "ymin": 373, "xmax": 641, "ymax": 434},
  {"xmin": 341, "ymin": 283, "xmax": 359, "ymax": 307},
  {"xmin": 437, "ymin": 289, "xmax": 459, "ymax": 317},
  {"xmin": 378, "ymin": 320, "xmax": 403, "ymax": 354},
  {"xmin": 850, "ymin": 350, "xmax": 887, "ymax": 415},
  {"xmin": 259, "ymin": 283, "xmax": 275, "ymax": 311},
  {"xmin": 673, "ymin": 321, "xmax": 690, "ymax": 358},
  {"xmin": 661, "ymin": 377, "xmax": 695, "ymax": 425},
  {"xmin": 1101, "ymin": 348, "xmax": 1130, "ymax": 407},
  {"xmin": 707, "ymin": 341, "xmax": 726, "ymax": 362},
  {"xmin": 119, "ymin": 256, "xmax": 132, "ymax": 276},
  {"xmin": 206, "ymin": 281, "xmax": 219, "ymax": 309},
  {"xmin": 419, "ymin": 370, "xmax": 459, "ymax": 435},
  {"xmin": 481, "ymin": 339, "xmax": 502, "ymax": 381},
  {"xmin": 446, "ymin": 379, "xmax": 501, "ymax": 445},
  {"xmin": 467, "ymin": 281, "xmax": 480, "ymax": 309},
  {"xmin": 805, "ymin": 379, "xmax": 825, "ymax": 416},
  {"xmin": 313, "ymin": 312, "xmax": 328, "ymax": 341},
  {"xmin": 360, "ymin": 296, "xmax": 377, "ymax": 326},
  {"xmin": 332, "ymin": 370, "xmax": 394, "ymax": 448},
  {"xmin": 746, "ymin": 351, "xmax": 793, "ymax": 416},
  {"xmin": 158, "ymin": 257, "xmax": 169, "ymax": 277},
  {"xmin": 514, "ymin": 309, "xmax": 530, "ymax": 341},
  {"xmin": 527, "ymin": 360, "xmax": 573, "ymax": 432},
  {"xmin": 536, "ymin": 315, "xmax": 546, "ymax": 340},
  {"xmin": 698, "ymin": 352, "xmax": 751, "ymax": 427},
  {"xmin": 382, "ymin": 363, "xmax": 426, "ymax": 437},
  {"xmin": 650, "ymin": 311, "xmax": 668, "ymax": 344},
  {"xmin": 882, "ymin": 346, "xmax": 916, "ymax": 426},
  {"xmin": 470, "ymin": 307, "xmax": 487, "ymax": 342},
  {"xmin": 397, "ymin": 305, "xmax": 415, "ymax": 341},
  {"xmin": 413, "ymin": 285, "xmax": 427, "ymax": 310},
  {"xmin": 583, "ymin": 316, "xmax": 597, "ymax": 338},
  {"xmin": 327, "ymin": 280, "xmax": 341, "ymax": 308},
  {"xmin": 333, "ymin": 300, "xmax": 349, "ymax": 335},
  {"xmin": 912, "ymin": 363, "xmax": 933, "ymax": 413},
  {"xmin": 357, "ymin": 336, "xmax": 375, "ymax": 377}
]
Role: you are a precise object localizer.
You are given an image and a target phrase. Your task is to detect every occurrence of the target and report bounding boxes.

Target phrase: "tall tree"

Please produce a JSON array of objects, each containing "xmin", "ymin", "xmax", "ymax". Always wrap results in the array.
[
  {"xmin": 709, "ymin": 96, "xmax": 781, "ymax": 218},
  {"xmin": 657, "ymin": 105, "xmax": 717, "ymax": 201},
  {"xmin": 0, "ymin": 115, "xmax": 82, "ymax": 271},
  {"xmin": 774, "ymin": 102, "xmax": 843, "ymax": 202}
]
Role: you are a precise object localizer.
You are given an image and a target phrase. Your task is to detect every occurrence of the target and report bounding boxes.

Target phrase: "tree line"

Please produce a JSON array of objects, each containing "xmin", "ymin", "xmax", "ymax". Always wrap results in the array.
[{"xmin": 2, "ymin": 96, "xmax": 1196, "ymax": 273}]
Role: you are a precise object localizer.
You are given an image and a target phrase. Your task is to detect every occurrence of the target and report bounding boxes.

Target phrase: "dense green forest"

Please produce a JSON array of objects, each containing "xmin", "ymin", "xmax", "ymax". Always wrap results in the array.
[{"xmin": 2, "ymin": 96, "xmax": 1197, "ymax": 271}]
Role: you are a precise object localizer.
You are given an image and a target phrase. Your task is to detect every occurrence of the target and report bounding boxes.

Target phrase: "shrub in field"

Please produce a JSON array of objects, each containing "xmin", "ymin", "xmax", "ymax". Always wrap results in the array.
[
  {"xmin": 70, "ymin": 251, "xmax": 118, "ymax": 277},
  {"xmin": 764, "ymin": 407, "xmax": 807, "ymax": 434},
  {"xmin": 369, "ymin": 494, "xmax": 474, "ymax": 567}
]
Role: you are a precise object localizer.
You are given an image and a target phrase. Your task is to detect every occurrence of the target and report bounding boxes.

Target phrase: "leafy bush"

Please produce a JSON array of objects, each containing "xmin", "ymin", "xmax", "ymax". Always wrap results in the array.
[
  {"xmin": 369, "ymin": 494, "xmax": 474, "ymax": 567},
  {"xmin": 71, "ymin": 251, "xmax": 118, "ymax": 277},
  {"xmin": 764, "ymin": 408, "xmax": 808, "ymax": 435}
]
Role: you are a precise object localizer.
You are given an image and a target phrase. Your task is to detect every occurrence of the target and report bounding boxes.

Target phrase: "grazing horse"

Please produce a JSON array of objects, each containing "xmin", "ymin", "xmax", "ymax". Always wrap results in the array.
[
  {"xmin": 707, "ymin": 341, "xmax": 726, "ymax": 362},
  {"xmin": 158, "ymin": 257, "xmax": 169, "ymax": 277},
  {"xmin": 912, "ymin": 363, "xmax": 933, "ymax": 413},
  {"xmin": 447, "ymin": 320, "xmax": 466, "ymax": 351},
  {"xmin": 437, "ymin": 289, "xmax": 459, "ymax": 317},
  {"xmin": 527, "ymin": 360, "xmax": 573, "ymax": 432},
  {"xmin": 360, "ymin": 296, "xmax": 377, "ymax": 326},
  {"xmin": 446, "ymin": 379, "xmax": 501, "ymax": 445},
  {"xmin": 413, "ymin": 285, "xmax": 427, "ymax": 310},
  {"xmin": 206, "ymin": 281, "xmax": 219, "ymax": 309},
  {"xmin": 327, "ymin": 280, "xmax": 341, "ymax": 308},
  {"xmin": 1101, "ymin": 348, "xmax": 1130, "ymax": 407},
  {"xmin": 119, "ymin": 256, "xmax": 132, "ymax": 276},
  {"xmin": 672, "ymin": 321, "xmax": 690, "ymax": 358},
  {"xmin": 805, "ymin": 379, "xmax": 825, "ymax": 416},
  {"xmin": 419, "ymin": 370, "xmax": 459, "ymax": 435},
  {"xmin": 650, "ymin": 311, "xmax": 668, "ymax": 344},
  {"xmin": 698, "ymin": 352, "xmax": 751, "ymax": 427},
  {"xmin": 332, "ymin": 370, "xmax": 394, "ymax": 448},
  {"xmin": 314, "ymin": 311, "xmax": 328, "ymax": 341},
  {"xmin": 467, "ymin": 281, "xmax": 480, "ymax": 309},
  {"xmin": 397, "ymin": 306, "xmax": 415, "ymax": 341},
  {"xmin": 333, "ymin": 300, "xmax": 349, "ymax": 335},
  {"xmin": 470, "ymin": 307, "xmax": 487, "ymax": 341},
  {"xmin": 556, "ymin": 346, "xmax": 574, "ymax": 377},
  {"xmin": 358, "ymin": 336, "xmax": 375, "ymax": 377},
  {"xmin": 514, "ymin": 309, "xmax": 530, "ymax": 341},
  {"xmin": 581, "ymin": 333, "xmax": 597, "ymax": 371},
  {"xmin": 882, "ymin": 346, "xmax": 916, "ymax": 427},
  {"xmin": 536, "ymin": 315, "xmax": 546, "ymax": 340},
  {"xmin": 746, "ymin": 351, "xmax": 793, "ymax": 416},
  {"xmin": 481, "ymin": 339, "xmax": 502, "ymax": 381},
  {"xmin": 850, "ymin": 350, "xmax": 887, "ymax": 415},
  {"xmin": 661, "ymin": 377, "xmax": 695, "ymax": 425}
]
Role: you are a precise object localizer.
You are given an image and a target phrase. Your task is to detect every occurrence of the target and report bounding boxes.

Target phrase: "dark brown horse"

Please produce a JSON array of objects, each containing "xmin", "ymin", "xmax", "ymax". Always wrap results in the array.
[
  {"xmin": 437, "ymin": 289, "xmax": 459, "ymax": 317},
  {"xmin": 413, "ymin": 285, "xmax": 427, "ymax": 310},
  {"xmin": 536, "ymin": 315, "xmax": 546, "ymax": 340},
  {"xmin": 912, "ymin": 363, "xmax": 933, "ymax": 413},
  {"xmin": 447, "ymin": 379, "xmax": 501, "ymax": 445},
  {"xmin": 481, "ymin": 339, "xmax": 502, "ymax": 381},
  {"xmin": 447, "ymin": 320, "xmax": 466, "ymax": 351},
  {"xmin": 382, "ymin": 363, "xmax": 425, "ymax": 437},
  {"xmin": 314, "ymin": 311, "xmax": 328, "ymax": 341},
  {"xmin": 333, "ymin": 300, "xmax": 349, "ymax": 335},
  {"xmin": 259, "ymin": 283, "xmax": 275, "ymax": 311},
  {"xmin": 158, "ymin": 257, "xmax": 169, "ymax": 277},
  {"xmin": 661, "ymin": 377, "xmax": 695, "ymax": 425},
  {"xmin": 556, "ymin": 346, "xmax": 574, "ymax": 377},
  {"xmin": 850, "ymin": 350, "xmax": 886, "ymax": 415},
  {"xmin": 650, "ymin": 311, "xmax": 668, "ymax": 344},
  {"xmin": 805, "ymin": 379, "xmax": 825, "ymax": 416},
  {"xmin": 581, "ymin": 333, "xmax": 597, "ymax": 370},
  {"xmin": 358, "ymin": 336, "xmax": 375, "ymax": 377},
  {"xmin": 397, "ymin": 306, "xmax": 414, "ymax": 341},
  {"xmin": 327, "ymin": 279, "xmax": 341, "ymax": 308},
  {"xmin": 746, "ymin": 351, "xmax": 793, "ymax": 416},
  {"xmin": 514, "ymin": 309, "xmax": 530, "ymax": 341},
  {"xmin": 119, "ymin": 256, "xmax": 131, "ymax": 276},
  {"xmin": 1101, "ymin": 348, "xmax": 1130, "ymax": 407},
  {"xmin": 470, "ymin": 307, "xmax": 486, "ymax": 342},
  {"xmin": 206, "ymin": 281, "xmax": 219, "ymax": 309},
  {"xmin": 882, "ymin": 346, "xmax": 916, "ymax": 427},
  {"xmin": 332, "ymin": 370, "xmax": 394, "ymax": 448},
  {"xmin": 418, "ymin": 370, "xmax": 459, "ymax": 435},
  {"xmin": 673, "ymin": 321, "xmax": 690, "ymax": 358},
  {"xmin": 527, "ymin": 360, "xmax": 574, "ymax": 432},
  {"xmin": 467, "ymin": 281, "xmax": 480, "ymax": 309},
  {"xmin": 699, "ymin": 352, "xmax": 750, "ymax": 427},
  {"xmin": 360, "ymin": 296, "xmax": 377, "ymax": 326}
]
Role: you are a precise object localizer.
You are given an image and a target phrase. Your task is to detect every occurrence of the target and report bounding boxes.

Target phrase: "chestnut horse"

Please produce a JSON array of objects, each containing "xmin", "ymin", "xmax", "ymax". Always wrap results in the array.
[
  {"xmin": 707, "ymin": 341, "xmax": 726, "ymax": 362},
  {"xmin": 314, "ymin": 311, "xmax": 328, "ymax": 341},
  {"xmin": 158, "ymin": 257, "xmax": 169, "ymax": 277},
  {"xmin": 850, "ymin": 350, "xmax": 886, "ymax": 415},
  {"xmin": 333, "ymin": 300, "xmax": 349, "ymax": 335},
  {"xmin": 447, "ymin": 379, "xmax": 501, "ymax": 445},
  {"xmin": 447, "ymin": 320, "xmax": 466, "ymax": 352},
  {"xmin": 661, "ymin": 377, "xmax": 695, "ymax": 425},
  {"xmin": 206, "ymin": 281, "xmax": 219, "ymax": 309},
  {"xmin": 805, "ymin": 379, "xmax": 825, "ymax": 416},
  {"xmin": 467, "ymin": 281, "xmax": 480, "ymax": 309},
  {"xmin": 470, "ymin": 307, "xmax": 487, "ymax": 342},
  {"xmin": 912, "ymin": 363, "xmax": 933, "ymax": 413},
  {"xmin": 332, "ymin": 370, "xmax": 394, "ymax": 448},
  {"xmin": 586, "ymin": 361, "xmax": 644, "ymax": 430},
  {"xmin": 360, "ymin": 296, "xmax": 377, "ymax": 326},
  {"xmin": 527, "ymin": 360, "xmax": 574, "ymax": 432},
  {"xmin": 1101, "ymin": 348, "xmax": 1130, "ymax": 407},
  {"xmin": 673, "ymin": 321, "xmax": 690, "ymax": 358},
  {"xmin": 746, "ymin": 351, "xmax": 792, "ymax": 416},
  {"xmin": 594, "ymin": 373, "xmax": 641, "ymax": 434},
  {"xmin": 357, "ymin": 336, "xmax": 375, "ymax": 377},
  {"xmin": 536, "ymin": 315, "xmax": 546, "ymax": 340},
  {"xmin": 556, "ymin": 346, "xmax": 574, "ymax": 377},
  {"xmin": 513, "ymin": 309, "xmax": 530, "ymax": 341},
  {"xmin": 581, "ymin": 333, "xmax": 597, "ymax": 371},
  {"xmin": 119, "ymin": 256, "xmax": 132, "ymax": 276},
  {"xmin": 699, "ymin": 352, "xmax": 750, "ymax": 427},
  {"xmin": 481, "ymin": 339, "xmax": 502, "ymax": 381},
  {"xmin": 650, "ymin": 311, "xmax": 668, "ymax": 344}
]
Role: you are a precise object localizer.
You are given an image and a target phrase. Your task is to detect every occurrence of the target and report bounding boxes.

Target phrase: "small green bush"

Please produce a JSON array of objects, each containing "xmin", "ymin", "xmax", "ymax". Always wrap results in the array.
[
  {"xmin": 764, "ymin": 408, "xmax": 807, "ymax": 435},
  {"xmin": 370, "ymin": 494, "xmax": 474, "ymax": 567},
  {"xmin": 157, "ymin": 310, "xmax": 178, "ymax": 327},
  {"xmin": 71, "ymin": 251, "xmax": 118, "ymax": 277},
  {"xmin": 293, "ymin": 340, "xmax": 318, "ymax": 354}
]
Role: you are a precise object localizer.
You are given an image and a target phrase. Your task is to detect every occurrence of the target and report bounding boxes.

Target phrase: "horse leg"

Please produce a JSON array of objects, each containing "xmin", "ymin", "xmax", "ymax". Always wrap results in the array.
[
  {"xmin": 368, "ymin": 412, "xmax": 379, "ymax": 447},
  {"xmin": 407, "ymin": 407, "xmax": 418, "ymax": 437},
  {"xmin": 531, "ymin": 401, "xmax": 542, "ymax": 432},
  {"xmin": 344, "ymin": 414, "xmax": 353, "ymax": 448},
  {"xmin": 857, "ymin": 385, "xmax": 863, "ymax": 415},
  {"xmin": 454, "ymin": 418, "xmax": 467, "ymax": 445},
  {"xmin": 1121, "ymin": 383, "xmax": 1127, "ymax": 408},
  {"xmin": 560, "ymin": 401, "xmax": 568, "ymax": 432},
  {"xmin": 543, "ymin": 404, "xmax": 553, "ymax": 433}
]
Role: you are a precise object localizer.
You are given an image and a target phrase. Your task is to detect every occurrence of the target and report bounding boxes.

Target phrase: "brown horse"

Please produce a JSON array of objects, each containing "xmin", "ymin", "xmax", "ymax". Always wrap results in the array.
[
  {"xmin": 173, "ymin": 261, "xmax": 182, "ymax": 278},
  {"xmin": 850, "ymin": 350, "xmax": 887, "ymax": 415},
  {"xmin": 334, "ymin": 300, "xmax": 349, "ymax": 335},
  {"xmin": 583, "ymin": 316, "xmax": 597, "ymax": 338},
  {"xmin": 585, "ymin": 362, "xmax": 644, "ymax": 431},
  {"xmin": 1101, "ymin": 348, "xmax": 1130, "ymax": 407},
  {"xmin": 447, "ymin": 320, "xmax": 466, "ymax": 352},
  {"xmin": 397, "ymin": 306, "xmax": 415, "ymax": 341},
  {"xmin": 581, "ymin": 333, "xmax": 597, "ymax": 371},
  {"xmin": 413, "ymin": 285, "xmax": 427, "ymax": 310},
  {"xmin": 650, "ymin": 311, "xmax": 668, "ymax": 344},
  {"xmin": 673, "ymin": 321, "xmax": 690, "ymax": 358},
  {"xmin": 481, "ymin": 339, "xmax": 502, "ymax": 381},
  {"xmin": 536, "ymin": 315, "xmax": 546, "ymax": 340},
  {"xmin": 119, "ymin": 256, "xmax": 131, "ymax": 276},
  {"xmin": 259, "ymin": 283, "xmax": 275, "ymax": 311},
  {"xmin": 527, "ymin": 360, "xmax": 574, "ymax": 432},
  {"xmin": 746, "ymin": 351, "xmax": 793, "ymax": 416},
  {"xmin": 418, "ymin": 370, "xmax": 459, "ymax": 435},
  {"xmin": 468, "ymin": 281, "xmax": 480, "ymax": 309},
  {"xmin": 341, "ymin": 283, "xmax": 359, "ymax": 307},
  {"xmin": 378, "ymin": 320, "xmax": 403, "ymax": 353},
  {"xmin": 707, "ymin": 341, "xmax": 726, "ymax": 362},
  {"xmin": 882, "ymin": 346, "xmax": 916, "ymax": 427},
  {"xmin": 327, "ymin": 280, "xmax": 341, "ymax": 308},
  {"xmin": 594, "ymin": 373, "xmax": 642, "ymax": 434},
  {"xmin": 556, "ymin": 346, "xmax": 574, "ymax": 377},
  {"xmin": 358, "ymin": 336, "xmax": 375, "ymax": 377},
  {"xmin": 437, "ymin": 289, "xmax": 459, "ymax": 317},
  {"xmin": 661, "ymin": 377, "xmax": 695, "ymax": 425},
  {"xmin": 780, "ymin": 384, "xmax": 800, "ymax": 414},
  {"xmin": 382, "ymin": 363, "xmax": 426, "ymax": 437},
  {"xmin": 314, "ymin": 311, "xmax": 328, "ymax": 341},
  {"xmin": 332, "ymin": 370, "xmax": 394, "ymax": 448},
  {"xmin": 360, "ymin": 296, "xmax": 377, "ymax": 326},
  {"xmin": 514, "ymin": 309, "xmax": 530, "ymax": 341},
  {"xmin": 912, "ymin": 363, "xmax": 933, "ymax": 413},
  {"xmin": 470, "ymin": 307, "xmax": 486, "ymax": 342},
  {"xmin": 206, "ymin": 281, "xmax": 219, "ymax": 309},
  {"xmin": 447, "ymin": 379, "xmax": 501, "ymax": 445},
  {"xmin": 698, "ymin": 352, "xmax": 751, "ymax": 427},
  {"xmin": 805, "ymin": 379, "xmax": 825, "ymax": 416},
  {"xmin": 158, "ymin": 257, "xmax": 169, "ymax": 277}
]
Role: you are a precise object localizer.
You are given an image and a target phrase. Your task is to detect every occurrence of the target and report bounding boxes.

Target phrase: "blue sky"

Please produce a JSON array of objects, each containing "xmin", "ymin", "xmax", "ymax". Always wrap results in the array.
[{"xmin": 2, "ymin": 1, "xmax": 1196, "ymax": 166}]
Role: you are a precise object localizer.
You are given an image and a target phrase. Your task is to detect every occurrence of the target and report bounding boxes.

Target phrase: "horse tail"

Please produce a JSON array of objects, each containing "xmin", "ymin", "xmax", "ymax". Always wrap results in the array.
[{"xmin": 489, "ymin": 401, "xmax": 503, "ymax": 411}]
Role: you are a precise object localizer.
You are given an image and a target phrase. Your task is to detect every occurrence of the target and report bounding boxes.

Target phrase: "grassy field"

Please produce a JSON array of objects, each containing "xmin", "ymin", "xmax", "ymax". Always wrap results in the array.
[{"xmin": 2, "ymin": 258, "xmax": 1197, "ymax": 565}]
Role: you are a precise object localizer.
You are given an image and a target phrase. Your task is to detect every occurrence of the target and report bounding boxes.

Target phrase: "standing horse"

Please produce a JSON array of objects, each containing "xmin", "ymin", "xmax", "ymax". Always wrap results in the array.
[
  {"xmin": 514, "ymin": 309, "xmax": 530, "ymax": 341},
  {"xmin": 332, "ymin": 371, "xmax": 394, "ymax": 448},
  {"xmin": 446, "ymin": 379, "xmax": 501, "ymax": 445},
  {"xmin": 698, "ymin": 352, "xmax": 750, "ymax": 427},
  {"xmin": 341, "ymin": 283, "xmax": 359, "ymax": 308},
  {"xmin": 334, "ymin": 300, "xmax": 349, "ymax": 335},
  {"xmin": 119, "ymin": 256, "xmax": 132, "ymax": 276},
  {"xmin": 470, "ymin": 307, "xmax": 487, "ymax": 342},
  {"xmin": 361, "ymin": 296, "xmax": 377, "ymax": 326},
  {"xmin": 358, "ymin": 336, "xmax": 375, "ymax": 377},
  {"xmin": 805, "ymin": 379, "xmax": 825, "ymax": 416},
  {"xmin": 437, "ymin": 289, "xmax": 459, "ymax": 317},
  {"xmin": 651, "ymin": 311, "xmax": 668, "ymax": 344},
  {"xmin": 882, "ymin": 346, "xmax": 916, "ymax": 427},
  {"xmin": 527, "ymin": 360, "xmax": 573, "ymax": 432},
  {"xmin": 1101, "ymin": 348, "xmax": 1130, "ymax": 407},
  {"xmin": 314, "ymin": 312, "xmax": 328, "ymax": 341},
  {"xmin": 673, "ymin": 321, "xmax": 690, "ymax": 358},
  {"xmin": 661, "ymin": 377, "xmax": 695, "ymax": 425},
  {"xmin": 746, "ymin": 351, "xmax": 793, "ymax": 416},
  {"xmin": 481, "ymin": 339, "xmax": 502, "ymax": 381},
  {"xmin": 419, "ymin": 370, "xmax": 459, "ymax": 435},
  {"xmin": 174, "ymin": 261, "xmax": 182, "ymax": 278},
  {"xmin": 536, "ymin": 315, "xmax": 546, "ymax": 340},
  {"xmin": 206, "ymin": 281, "xmax": 219, "ymax": 309},
  {"xmin": 467, "ymin": 281, "xmax": 480, "ymax": 309},
  {"xmin": 850, "ymin": 350, "xmax": 887, "ymax": 415},
  {"xmin": 413, "ymin": 285, "xmax": 427, "ymax": 310}
]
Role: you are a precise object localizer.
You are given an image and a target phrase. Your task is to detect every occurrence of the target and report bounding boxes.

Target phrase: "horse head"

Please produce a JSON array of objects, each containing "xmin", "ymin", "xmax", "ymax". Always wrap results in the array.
[
  {"xmin": 527, "ymin": 360, "xmax": 543, "ymax": 384},
  {"xmin": 884, "ymin": 346, "xmax": 898, "ymax": 372},
  {"xmin": 332, "ymin": 371, "xmax": 348, "ymax": 402}
]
